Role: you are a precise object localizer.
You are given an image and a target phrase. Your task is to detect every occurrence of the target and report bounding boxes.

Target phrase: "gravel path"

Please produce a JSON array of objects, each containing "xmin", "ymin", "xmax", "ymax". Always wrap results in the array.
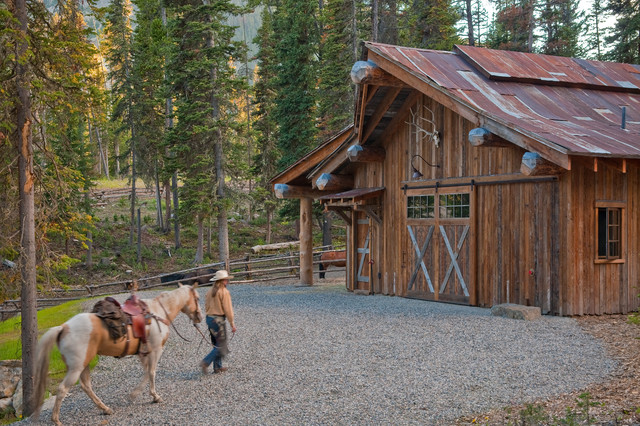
[{"xmin": 28, "ymin": 282, "xmax": 614, "ymax": 425}]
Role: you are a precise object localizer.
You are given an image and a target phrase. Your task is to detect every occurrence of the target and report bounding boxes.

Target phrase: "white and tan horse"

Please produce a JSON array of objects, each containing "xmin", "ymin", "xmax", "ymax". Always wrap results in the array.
[{"xmin": 33, "ymin": 284, "xmax": 203, "ymax": 425}]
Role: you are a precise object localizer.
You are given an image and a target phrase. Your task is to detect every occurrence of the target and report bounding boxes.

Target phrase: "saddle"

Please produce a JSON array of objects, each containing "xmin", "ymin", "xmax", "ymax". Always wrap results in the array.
[
  {"xmin": 92, "ymin": 294, "xmax": 162, "ymax": 358},
  {"xmin": 122, "ymin": 294, "xmax": 150, "ymax": 343}
]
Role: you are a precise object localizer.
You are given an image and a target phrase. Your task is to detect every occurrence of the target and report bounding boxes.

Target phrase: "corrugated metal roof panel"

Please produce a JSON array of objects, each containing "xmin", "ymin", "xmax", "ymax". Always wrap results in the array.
[{"xmin": 365, "ymin": 42, "xmax": 640, "ymax": 157}]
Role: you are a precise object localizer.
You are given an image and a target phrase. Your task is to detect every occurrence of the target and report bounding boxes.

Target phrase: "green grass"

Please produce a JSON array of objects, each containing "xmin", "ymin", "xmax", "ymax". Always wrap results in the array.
[{"xmin": 0, "ymin": 300, "xmax": 98, "ymax": 377}]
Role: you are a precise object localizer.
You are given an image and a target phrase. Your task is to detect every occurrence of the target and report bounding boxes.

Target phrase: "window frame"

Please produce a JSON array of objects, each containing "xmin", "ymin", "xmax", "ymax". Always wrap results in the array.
[{"xmin": 594, "ymin": 201, "xmax": 625, "ymax": 264}]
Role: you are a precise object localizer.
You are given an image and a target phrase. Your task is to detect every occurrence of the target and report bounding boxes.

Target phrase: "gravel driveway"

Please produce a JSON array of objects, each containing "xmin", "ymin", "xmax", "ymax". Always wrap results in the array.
[{"xmin": 28, "ymin": 282, "xmax": 614, "ymax": 425}]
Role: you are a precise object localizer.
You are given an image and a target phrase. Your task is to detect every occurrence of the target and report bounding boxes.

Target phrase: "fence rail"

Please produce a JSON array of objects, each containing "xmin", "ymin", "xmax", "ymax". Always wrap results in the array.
[{"xmin": 0, "ymin": 246, "xmax": 346, "ymax": 321}]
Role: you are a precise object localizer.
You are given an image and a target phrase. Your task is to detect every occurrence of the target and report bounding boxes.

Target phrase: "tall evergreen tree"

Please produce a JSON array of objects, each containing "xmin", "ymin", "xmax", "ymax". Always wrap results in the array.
[
  {"xmin": 272, "ymin": 0, "xmax": 319, "ymax": 170},
  {"xmin": 539, "ymin": 0, "xmax": 584, "ymax": 57},
  {"xmin": 130, "ymin": 0, "xmax": 167, "ymax": 230},
  {"xmin": 103, "ymin": 0, "xmax": 137, "ymax": 244},
  {"xmin": 486, "ymin": 0, "xmax": 536, "ymax": 52},
  {"xmin": 253, "ymin": 4, "xmax": 279, "ymax": 243},
  {"xmin": 317, "ymin": 0, "xmax": 359, "ymax": 138},
  {"xmin": 585, "ymin": 0, "xmax": 607, "ymax": 60},
  {"xmin": 399, "ymin": 0, "xmax": 461, "ymax": 49},
  {"xmin": 606, "ymin": 0, "xmax": 640, "ymax": 63},
  {"xmin": 166, "ymin": 0, "xmax": 244, "ymax": 263}
]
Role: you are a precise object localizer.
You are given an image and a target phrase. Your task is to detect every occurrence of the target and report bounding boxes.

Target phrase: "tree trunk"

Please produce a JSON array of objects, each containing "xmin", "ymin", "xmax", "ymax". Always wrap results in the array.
[
  {"xmin": 372, "ymin": 0, "xmax": 379, "ymax": 42},
  {"xmin": 129, "ymin": 147, "xmax": 136, "ymax": 245},
  {"xmin": 195, "ymin": 216, "xmax": 204, "ymax": 263},
  {"xmin": 163, "ymin": 6, "xmax": 180, "ymax": 247},
  {"xmin": 203, "ymin": 0, "xmax": 229, "ymax": 264},
  {"xmin": 154, "ymin": 158, "xmax": 163, "ymax": 230},
  {"xmin": 266, "ymin": 207, "xmax": 273, "ymax": 244},
  {"xmin": 466, "ymin": 0, "xmax": 475, "ymax": 46},
  {"xmin": 164, "ymin": 180, "xmax": 171, "ymax": 233},
  {"xmin": 15, "ymin": 0, "xmax": 37, "ymax": 415}
]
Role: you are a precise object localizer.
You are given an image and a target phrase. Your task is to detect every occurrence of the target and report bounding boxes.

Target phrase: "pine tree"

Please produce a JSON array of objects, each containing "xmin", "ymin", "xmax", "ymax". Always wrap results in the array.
[
  {"xmin": 399, "ymin": 0, "xmax": 461, "ymax": 49},
  {"xmin": 606, "ymin": 0, "xmax": 640, "ymax": 64},
  {"xmin": 253, "ymin": 4, "xmax": 280, "ymax": 243},
  {"xmin": 486, "ymin": 0, "xmax": 536, "ymax": 52},
  {"xmin": 103, "ymin": 0, "xmax": 137, "ymax": 244},
  {"xmin": 539, "ymin": 0, "xmax": 584, "ymax": 57},
  {"xmin": 585, "ymin": 0, "xmax": 607, "ymax": 60},
  {"xmin": 130, "ymin": 0, "xmax": 167, "ymax": 230},
  {"xmin": 272, "ymin": 0, "xmax": 319, "ymax": 171},
  {"xmin": 165, "ymin": 0, "xmax": 245, "ymax": 263},
  {"xmin": 317, "ymin": 0, "xmax": 359, "ymax": 139}
]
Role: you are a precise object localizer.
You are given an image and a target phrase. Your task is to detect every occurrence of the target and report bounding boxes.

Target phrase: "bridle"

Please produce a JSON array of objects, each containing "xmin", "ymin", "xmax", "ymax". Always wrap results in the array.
[{"xmin": 157, "ymin": 286, "xmax": 202, "ymax": 343}]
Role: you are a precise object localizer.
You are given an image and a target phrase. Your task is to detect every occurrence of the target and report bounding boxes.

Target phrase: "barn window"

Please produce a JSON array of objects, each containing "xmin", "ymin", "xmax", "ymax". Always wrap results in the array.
[
  {"xmin": 439, "ymin": 193, "xmax": 470, "ymax": 218},
  {"xmin": 596, "ymin": 205, "xmax": 623, "ymax": 260},
  {"xmin": 407, "ymin": 195, "xmax": 435, "ymax": 218}
]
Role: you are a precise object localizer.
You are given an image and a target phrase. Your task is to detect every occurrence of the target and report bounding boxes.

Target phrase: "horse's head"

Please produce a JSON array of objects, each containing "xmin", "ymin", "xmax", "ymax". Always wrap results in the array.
[{"xmin": 179, "ymin": 283, "xmax": 203, "ymax": 324}]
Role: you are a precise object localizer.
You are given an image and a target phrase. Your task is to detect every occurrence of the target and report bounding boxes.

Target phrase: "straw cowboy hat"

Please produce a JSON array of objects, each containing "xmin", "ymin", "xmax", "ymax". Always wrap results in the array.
[{"xmin": 209, "ymin": 270, "xmax": 234, "ymax": 282}]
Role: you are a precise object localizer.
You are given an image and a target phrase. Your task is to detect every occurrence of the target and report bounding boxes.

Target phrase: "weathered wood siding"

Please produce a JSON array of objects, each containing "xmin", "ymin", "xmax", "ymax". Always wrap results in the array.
[{"xmin": 352, "ymin": 91, "xmax": 640, "ymax": 315}]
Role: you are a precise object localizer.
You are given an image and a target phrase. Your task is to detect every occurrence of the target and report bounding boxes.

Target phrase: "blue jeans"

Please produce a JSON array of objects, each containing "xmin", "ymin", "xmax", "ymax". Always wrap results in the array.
[{"xmin": 202, "ymin": 315, "xmax": 228, "ymax": 369}]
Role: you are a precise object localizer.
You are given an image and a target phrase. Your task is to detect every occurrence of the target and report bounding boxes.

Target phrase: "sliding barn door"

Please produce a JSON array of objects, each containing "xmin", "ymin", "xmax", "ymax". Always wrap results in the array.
[{"xmin": 406, "ymin": 189, "xmax": 473, "ymax": 304}]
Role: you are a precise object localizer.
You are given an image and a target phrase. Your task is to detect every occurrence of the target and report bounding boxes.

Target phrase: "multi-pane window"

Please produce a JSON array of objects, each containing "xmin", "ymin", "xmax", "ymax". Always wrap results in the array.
[
  {"xmin": 597, "ymin": 207, "xmax": 622, "ymax": 260},
  {"xmin": 407, "ymin": 193, "xmax": 470, "ymax": 219},
  {"xmin": 407, "ymin": 195, "xmax": 435, "ymax": 219},
  {"xmin": 439, "ymin": 193, "xmax": 470, "ymax": 218}
]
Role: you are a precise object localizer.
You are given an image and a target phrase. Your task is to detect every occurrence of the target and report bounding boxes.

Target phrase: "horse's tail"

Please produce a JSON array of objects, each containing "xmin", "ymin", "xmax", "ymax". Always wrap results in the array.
[{"xmin": 32, "ymin": 325, "xmax": 64, "ymax": 419}]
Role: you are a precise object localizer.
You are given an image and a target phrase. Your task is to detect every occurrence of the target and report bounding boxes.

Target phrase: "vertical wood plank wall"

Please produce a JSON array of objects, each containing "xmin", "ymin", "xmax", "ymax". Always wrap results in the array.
[{"xmin": 357, "ymin": 91, "xmax": 640, "ymax": 315}]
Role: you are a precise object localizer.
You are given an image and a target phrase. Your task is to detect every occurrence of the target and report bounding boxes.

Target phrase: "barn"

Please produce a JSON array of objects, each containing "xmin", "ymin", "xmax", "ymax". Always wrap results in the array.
[{"xmin": 271, "ymin": 42, "xmax": 640, "ymax": 316}]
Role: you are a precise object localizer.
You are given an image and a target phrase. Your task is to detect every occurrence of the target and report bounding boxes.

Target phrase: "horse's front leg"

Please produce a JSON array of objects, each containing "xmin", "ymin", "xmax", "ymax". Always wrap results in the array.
[
  {"xmin": 129, "ymin": 353, "xmax": 150, "ymax": 401},
  {"xmin": 147, "ymin": 346, "xmax": 164, "ymax": 403}
]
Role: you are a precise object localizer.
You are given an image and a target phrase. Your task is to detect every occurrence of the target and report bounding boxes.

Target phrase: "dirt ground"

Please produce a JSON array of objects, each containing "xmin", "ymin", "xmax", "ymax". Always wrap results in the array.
[{"xmin": 457, "ymin": 314, "xmax": 640, "ymax": 425}]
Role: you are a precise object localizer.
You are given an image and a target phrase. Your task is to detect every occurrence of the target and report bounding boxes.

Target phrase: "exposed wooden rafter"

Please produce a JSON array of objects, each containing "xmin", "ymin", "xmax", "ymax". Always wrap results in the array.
[
  {"xmin": 274, "ymin": 184, "xmax": 333, "ymax": 199},
  {"xmin": 347, "ymin": 144, "xmax": 386, "ymax": 163},
  {"xmin": 520, "ymin": 152, "xmax": 567, "ymax": 176},
  {"xmin": 376, "ymin": 90, "xmax": 420, "ymax": 144},
  {"xmin": 315, "ymin": 173, "xmax": 354, "ymax": 191},
  {"xmin": 351, "ymin": 60, "xmax": 408, "ymax": 87},
  {"xmin": 468, "ymin": 127, "xmax": 511, "ymax": 147},
  {"xmin": 361, "ymin": 86, "xmax": 403, "ymax": 145}
]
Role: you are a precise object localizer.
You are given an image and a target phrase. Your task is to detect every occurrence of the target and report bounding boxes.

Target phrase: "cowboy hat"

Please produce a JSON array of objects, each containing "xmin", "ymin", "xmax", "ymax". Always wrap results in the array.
[{"xmin": 209, "ymin": 270, "xmax": 234, "ymax": 282}]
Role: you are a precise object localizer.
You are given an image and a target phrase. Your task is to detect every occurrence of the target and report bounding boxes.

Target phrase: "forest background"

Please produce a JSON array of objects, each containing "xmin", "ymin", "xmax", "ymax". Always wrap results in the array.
[{"xmin": 1, "ymin": 0, "xmax": 638, "ymax": 417}]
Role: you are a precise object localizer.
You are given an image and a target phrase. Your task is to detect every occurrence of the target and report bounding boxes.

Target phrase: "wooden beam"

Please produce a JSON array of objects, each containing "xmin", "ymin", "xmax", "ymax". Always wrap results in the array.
[
  {"xmin": 360, "ymin": 205, "xmax": 382, "ymax": 225},
  {"xmin": 274, "ymin": 184, "xmax": 330, "ymax": 199},
  {"xmin": 362, "ymin": 86, "xmax": 402, "ymax": 144},
  {"xmin": 299, "ymin": 197, "xmax": 313, "ymax": 286},
  {"xmin": 357, "ymin": 84, "xmax": 368, "ymax": 138},
  {"xmin": 520, "ymin": 152, "xmax": 567, "ymax": 176},
  {"xmin": 326, "ymin": 206, "xmax": 352, "ymax": 224},
  {"xmin": 468, "ymin": 127, "xmax": 511, "ymax": 147},
  {"xmin": 315, "ymin": 173, "xmax": 354, "ymax": 191},
  {"xmin": 351, "ymin": 60, "xmax": 407, "ymax": 87},
  {"xmin": 595, "ymin": 158, "xmax": 627, "ymax": 173},
  {"xmin": 346, "ymin": 144, "xmax": 386, "ymax": 163},
  {"xmin": 376, "ymin": 90, "xmax": 420, "ymax": 144}
]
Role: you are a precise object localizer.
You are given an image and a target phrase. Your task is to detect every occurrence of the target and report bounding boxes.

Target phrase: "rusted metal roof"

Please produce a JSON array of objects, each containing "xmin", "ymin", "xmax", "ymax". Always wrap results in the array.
[{"xmin": 366, "ymin": 42, "xmax": 640, "ymax": 158}]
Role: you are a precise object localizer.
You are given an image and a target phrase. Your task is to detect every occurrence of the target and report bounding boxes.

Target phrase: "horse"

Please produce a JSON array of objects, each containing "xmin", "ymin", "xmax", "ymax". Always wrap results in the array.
[
  {"xmin": 318, "ymin": 250, "xmax": 347, "ymax": 279},
  {"xmin": 33, "ymin": 284, "xmax": 203, "ymax": 426}
]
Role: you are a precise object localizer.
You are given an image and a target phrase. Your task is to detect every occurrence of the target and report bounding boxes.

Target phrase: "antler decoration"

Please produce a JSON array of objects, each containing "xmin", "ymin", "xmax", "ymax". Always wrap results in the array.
[{"xmin": 406, "ymin": 105, "xmax": 440, "ymax": 148}]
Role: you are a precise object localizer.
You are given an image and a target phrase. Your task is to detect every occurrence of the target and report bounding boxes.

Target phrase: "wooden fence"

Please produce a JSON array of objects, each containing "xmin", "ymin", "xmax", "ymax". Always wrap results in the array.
[{"xmin": 0, "ymin": 246, "xmax": 346, "ymax": 321}]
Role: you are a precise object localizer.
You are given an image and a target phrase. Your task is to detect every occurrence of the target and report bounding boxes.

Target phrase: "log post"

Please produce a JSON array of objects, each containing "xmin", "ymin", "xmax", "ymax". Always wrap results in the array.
[
  {"xmin": 299, "ymin": 197, "xmax": 313, "ymax": 286},
  {"xmin": 316, "ymin": 173, "xmax": 354, "ymax": 191},
  {"xmin": 346, "ymin": 144, "xmax": 386, "ymax": 163},
  {"xmin": 520, "ymin": 152, "xmax": 567, "ymax": 176},
  {"xmin": 468, "ymin": 127, "xmax": 511, "ymax": 147}
]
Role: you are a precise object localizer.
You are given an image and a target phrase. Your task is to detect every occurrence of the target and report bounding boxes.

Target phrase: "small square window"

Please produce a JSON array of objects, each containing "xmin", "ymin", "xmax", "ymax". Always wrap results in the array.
[{"xmin": 597, "ymin": 206, "xmax": 622, "ymax": 260}]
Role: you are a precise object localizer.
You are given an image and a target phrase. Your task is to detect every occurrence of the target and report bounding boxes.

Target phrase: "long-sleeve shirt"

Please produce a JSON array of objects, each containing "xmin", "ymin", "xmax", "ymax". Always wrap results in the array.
[{"xmin": 205, "ymin": 286, "xmax": 235, "ymax": 328}]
